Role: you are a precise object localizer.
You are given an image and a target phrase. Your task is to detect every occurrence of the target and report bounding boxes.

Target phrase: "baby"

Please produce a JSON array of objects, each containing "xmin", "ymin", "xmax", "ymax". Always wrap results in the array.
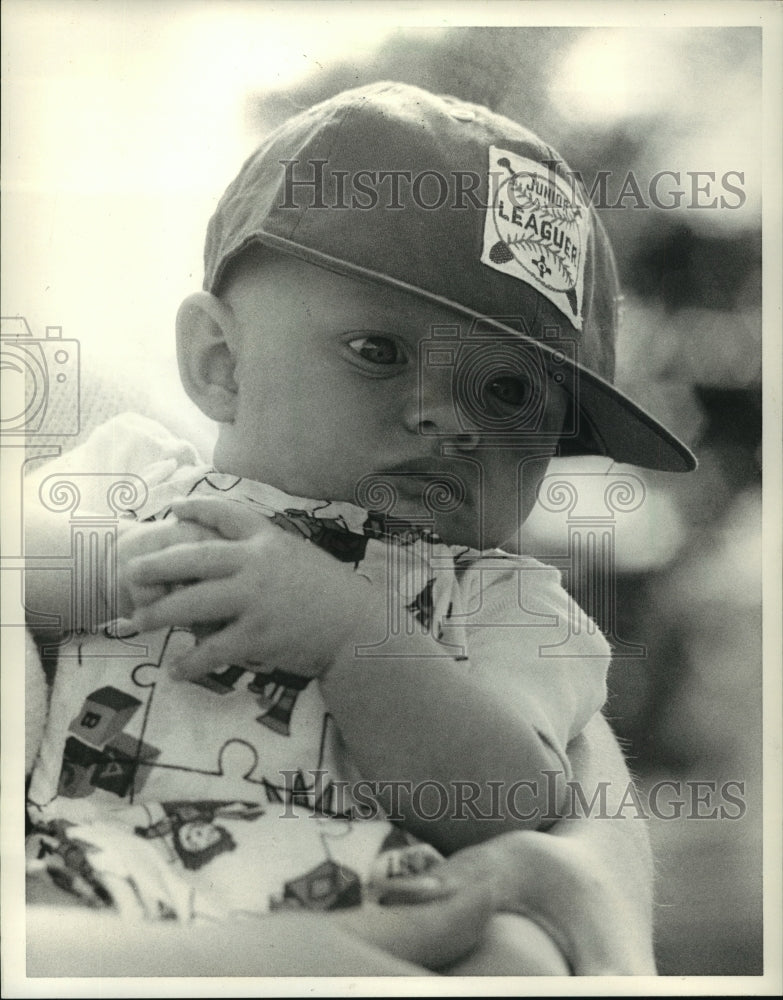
[{"xmin": 25, "ymin": 82, "xmax": 693, "ymax": 972}]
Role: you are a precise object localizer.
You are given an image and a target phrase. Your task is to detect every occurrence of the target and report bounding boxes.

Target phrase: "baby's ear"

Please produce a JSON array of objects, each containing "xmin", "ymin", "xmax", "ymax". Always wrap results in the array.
[{"xmin": 176, "ymin": 292, "xmax": 239, "ymax": 423}]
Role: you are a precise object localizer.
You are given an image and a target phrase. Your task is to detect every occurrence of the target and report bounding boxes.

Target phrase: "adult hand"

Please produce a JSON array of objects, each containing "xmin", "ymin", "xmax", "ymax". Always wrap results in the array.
[
  {"xmin": 446, "ymin": 714, "xmax": 658, "ymax": 976},
  {"xmin": 27, "ymin": 865, "xmax": 493, "ymax": 977}
]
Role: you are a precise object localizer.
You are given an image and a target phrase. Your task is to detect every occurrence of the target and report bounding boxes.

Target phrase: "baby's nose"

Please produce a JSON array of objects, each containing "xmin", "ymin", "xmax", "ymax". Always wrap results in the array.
[{"xmin": 405, "ymin": 377, "xmax": 481, "ymax": 450}]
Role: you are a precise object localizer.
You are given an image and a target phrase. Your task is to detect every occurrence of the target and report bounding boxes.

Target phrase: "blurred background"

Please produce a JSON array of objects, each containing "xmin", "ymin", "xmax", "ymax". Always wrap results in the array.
[{"xmin": 2, "ymin": 1, "xmax": 768, "ymax": 977}]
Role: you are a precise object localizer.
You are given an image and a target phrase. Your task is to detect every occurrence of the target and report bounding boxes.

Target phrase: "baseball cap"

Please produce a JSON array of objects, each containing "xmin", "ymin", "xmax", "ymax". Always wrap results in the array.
[{"xmin": 204, "ymin": 81, "xmax": 696, "ymax": 472}]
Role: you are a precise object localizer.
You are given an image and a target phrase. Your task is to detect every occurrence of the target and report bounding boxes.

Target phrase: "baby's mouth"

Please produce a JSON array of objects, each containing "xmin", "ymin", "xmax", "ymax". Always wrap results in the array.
[{"xmin": 360, "ymin": 468, "xmax": 470, "ymax": 520}]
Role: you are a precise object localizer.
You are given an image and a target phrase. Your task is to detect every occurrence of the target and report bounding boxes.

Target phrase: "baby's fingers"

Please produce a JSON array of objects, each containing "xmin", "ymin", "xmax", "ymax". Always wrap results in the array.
[
  {"xmin": 169, "ymin": 623, "xmax": 253, "ymax": 680},
  {"xmin": 127, "ymin": 541, "xmax": 241, "ymax": 587},
  {"xmin": 170, "ymin": 497, "xmax": 272, "ymax": 541},
  {"xmin": 131, "ymin": 580, "xmax": 238, "ymax": 632},
  {"xmin": 119, "ymin": 518, "xmax": 216, "ymax": 562},
  {"xmin": 125, "ymin": 580, "xmax": 170, "ymax": 609}
]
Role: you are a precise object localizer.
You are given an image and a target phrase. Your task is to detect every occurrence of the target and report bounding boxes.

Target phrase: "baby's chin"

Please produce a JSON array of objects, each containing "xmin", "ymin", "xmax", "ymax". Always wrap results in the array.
[
  {"xmin": 435, "ymin": 519, "xmax": 512, "ymax": 552},
  {"xmin": 390, "ymin": 502, "xmax": 511, "ymax": 551}
]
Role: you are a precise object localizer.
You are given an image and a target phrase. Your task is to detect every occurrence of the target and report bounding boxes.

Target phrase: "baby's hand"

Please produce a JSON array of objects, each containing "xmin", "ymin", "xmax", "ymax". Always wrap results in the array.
[
  {"xmin": 127, "ymin": 496, "xmax": 378, "ymax": 680},
  {"xmin": 114, "ymin": 518, "xmax": 221, "ymax": 618}
]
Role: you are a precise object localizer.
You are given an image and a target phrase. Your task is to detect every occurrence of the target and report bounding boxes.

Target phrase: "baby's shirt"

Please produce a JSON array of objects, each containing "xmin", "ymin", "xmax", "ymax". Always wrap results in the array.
[{"xmin": 26, "ymin": 413, "xmax": 610, "ymax": 920}]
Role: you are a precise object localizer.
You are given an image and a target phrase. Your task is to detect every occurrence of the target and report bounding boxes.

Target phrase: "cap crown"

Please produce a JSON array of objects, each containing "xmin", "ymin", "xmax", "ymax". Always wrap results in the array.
[{"xmin": 204, "ymin": 82, "xmax": 695, "ymax": 472}]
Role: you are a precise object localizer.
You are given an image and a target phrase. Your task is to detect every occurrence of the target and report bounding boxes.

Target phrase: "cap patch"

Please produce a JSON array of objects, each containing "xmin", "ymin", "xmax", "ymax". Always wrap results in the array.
[{"xmin": 481, "ymin": 146, "xmax": 589, "ymax": 330}]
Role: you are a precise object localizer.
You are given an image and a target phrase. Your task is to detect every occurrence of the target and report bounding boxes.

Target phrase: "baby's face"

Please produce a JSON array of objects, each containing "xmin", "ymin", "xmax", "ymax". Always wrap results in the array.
[{"xmin": 216, "ymin": 255, "xmax": 567, "ymax": 549}]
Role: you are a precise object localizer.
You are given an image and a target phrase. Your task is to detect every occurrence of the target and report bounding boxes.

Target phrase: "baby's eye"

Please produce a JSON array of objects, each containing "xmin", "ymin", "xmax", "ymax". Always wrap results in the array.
[
  {"xmin": 485, "ymin": 375, "xmax": 531, "ymax": 409},
  {"xmin": 346, "ymin": 334, "xmax": 407, "ymax": 366}
]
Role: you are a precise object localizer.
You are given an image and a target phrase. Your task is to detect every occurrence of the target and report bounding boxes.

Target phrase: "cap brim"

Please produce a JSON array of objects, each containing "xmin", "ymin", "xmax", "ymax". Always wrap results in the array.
[
  {"xmin": 560, "ymin": 372, "xmax": 697, "ymax": 472},
  {"xmin": 216, "ymin": 231, "xmax": 697, "ymax": 474}
]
